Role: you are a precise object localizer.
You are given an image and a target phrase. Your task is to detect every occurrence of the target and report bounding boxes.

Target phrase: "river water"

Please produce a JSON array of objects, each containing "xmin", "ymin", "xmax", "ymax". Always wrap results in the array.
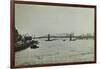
[{"xmin": 15, "ymin": 39, "xmax": 94, "ymax": 66}]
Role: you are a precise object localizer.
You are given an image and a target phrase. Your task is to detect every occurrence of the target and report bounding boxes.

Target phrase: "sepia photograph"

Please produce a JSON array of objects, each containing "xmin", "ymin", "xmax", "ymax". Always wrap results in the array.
[{"xmin": 11, "ymin": 1, "xmax": 96, "ymax": 68}]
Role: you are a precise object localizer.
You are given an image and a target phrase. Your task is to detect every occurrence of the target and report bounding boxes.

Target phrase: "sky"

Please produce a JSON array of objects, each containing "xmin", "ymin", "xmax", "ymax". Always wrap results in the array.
[{"xmin": 15, "ymin": 4, "xmax": 94, "ymax": 36}]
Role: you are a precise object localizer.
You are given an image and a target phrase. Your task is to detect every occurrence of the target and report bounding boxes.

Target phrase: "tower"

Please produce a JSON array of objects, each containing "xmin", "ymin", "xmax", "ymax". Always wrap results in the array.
[{"xmin": 47, "ymin": 34, "xmax": 50, "ymax": 41}]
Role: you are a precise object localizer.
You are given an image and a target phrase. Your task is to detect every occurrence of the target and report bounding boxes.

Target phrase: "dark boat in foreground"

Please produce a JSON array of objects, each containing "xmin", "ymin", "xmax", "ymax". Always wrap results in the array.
[
  {"xmin": 30, "ymin": 45, "xmax": 39, "ymax": 49},
  {"xmin": 15, "ymin": 40, "xmax": 39, "ymax": 52}
]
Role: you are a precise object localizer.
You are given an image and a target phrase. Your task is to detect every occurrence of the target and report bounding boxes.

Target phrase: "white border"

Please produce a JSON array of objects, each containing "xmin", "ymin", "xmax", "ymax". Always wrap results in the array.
[{"xmin": 0, "ymin": 0, "xmax": 99, "ymax": 69}]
